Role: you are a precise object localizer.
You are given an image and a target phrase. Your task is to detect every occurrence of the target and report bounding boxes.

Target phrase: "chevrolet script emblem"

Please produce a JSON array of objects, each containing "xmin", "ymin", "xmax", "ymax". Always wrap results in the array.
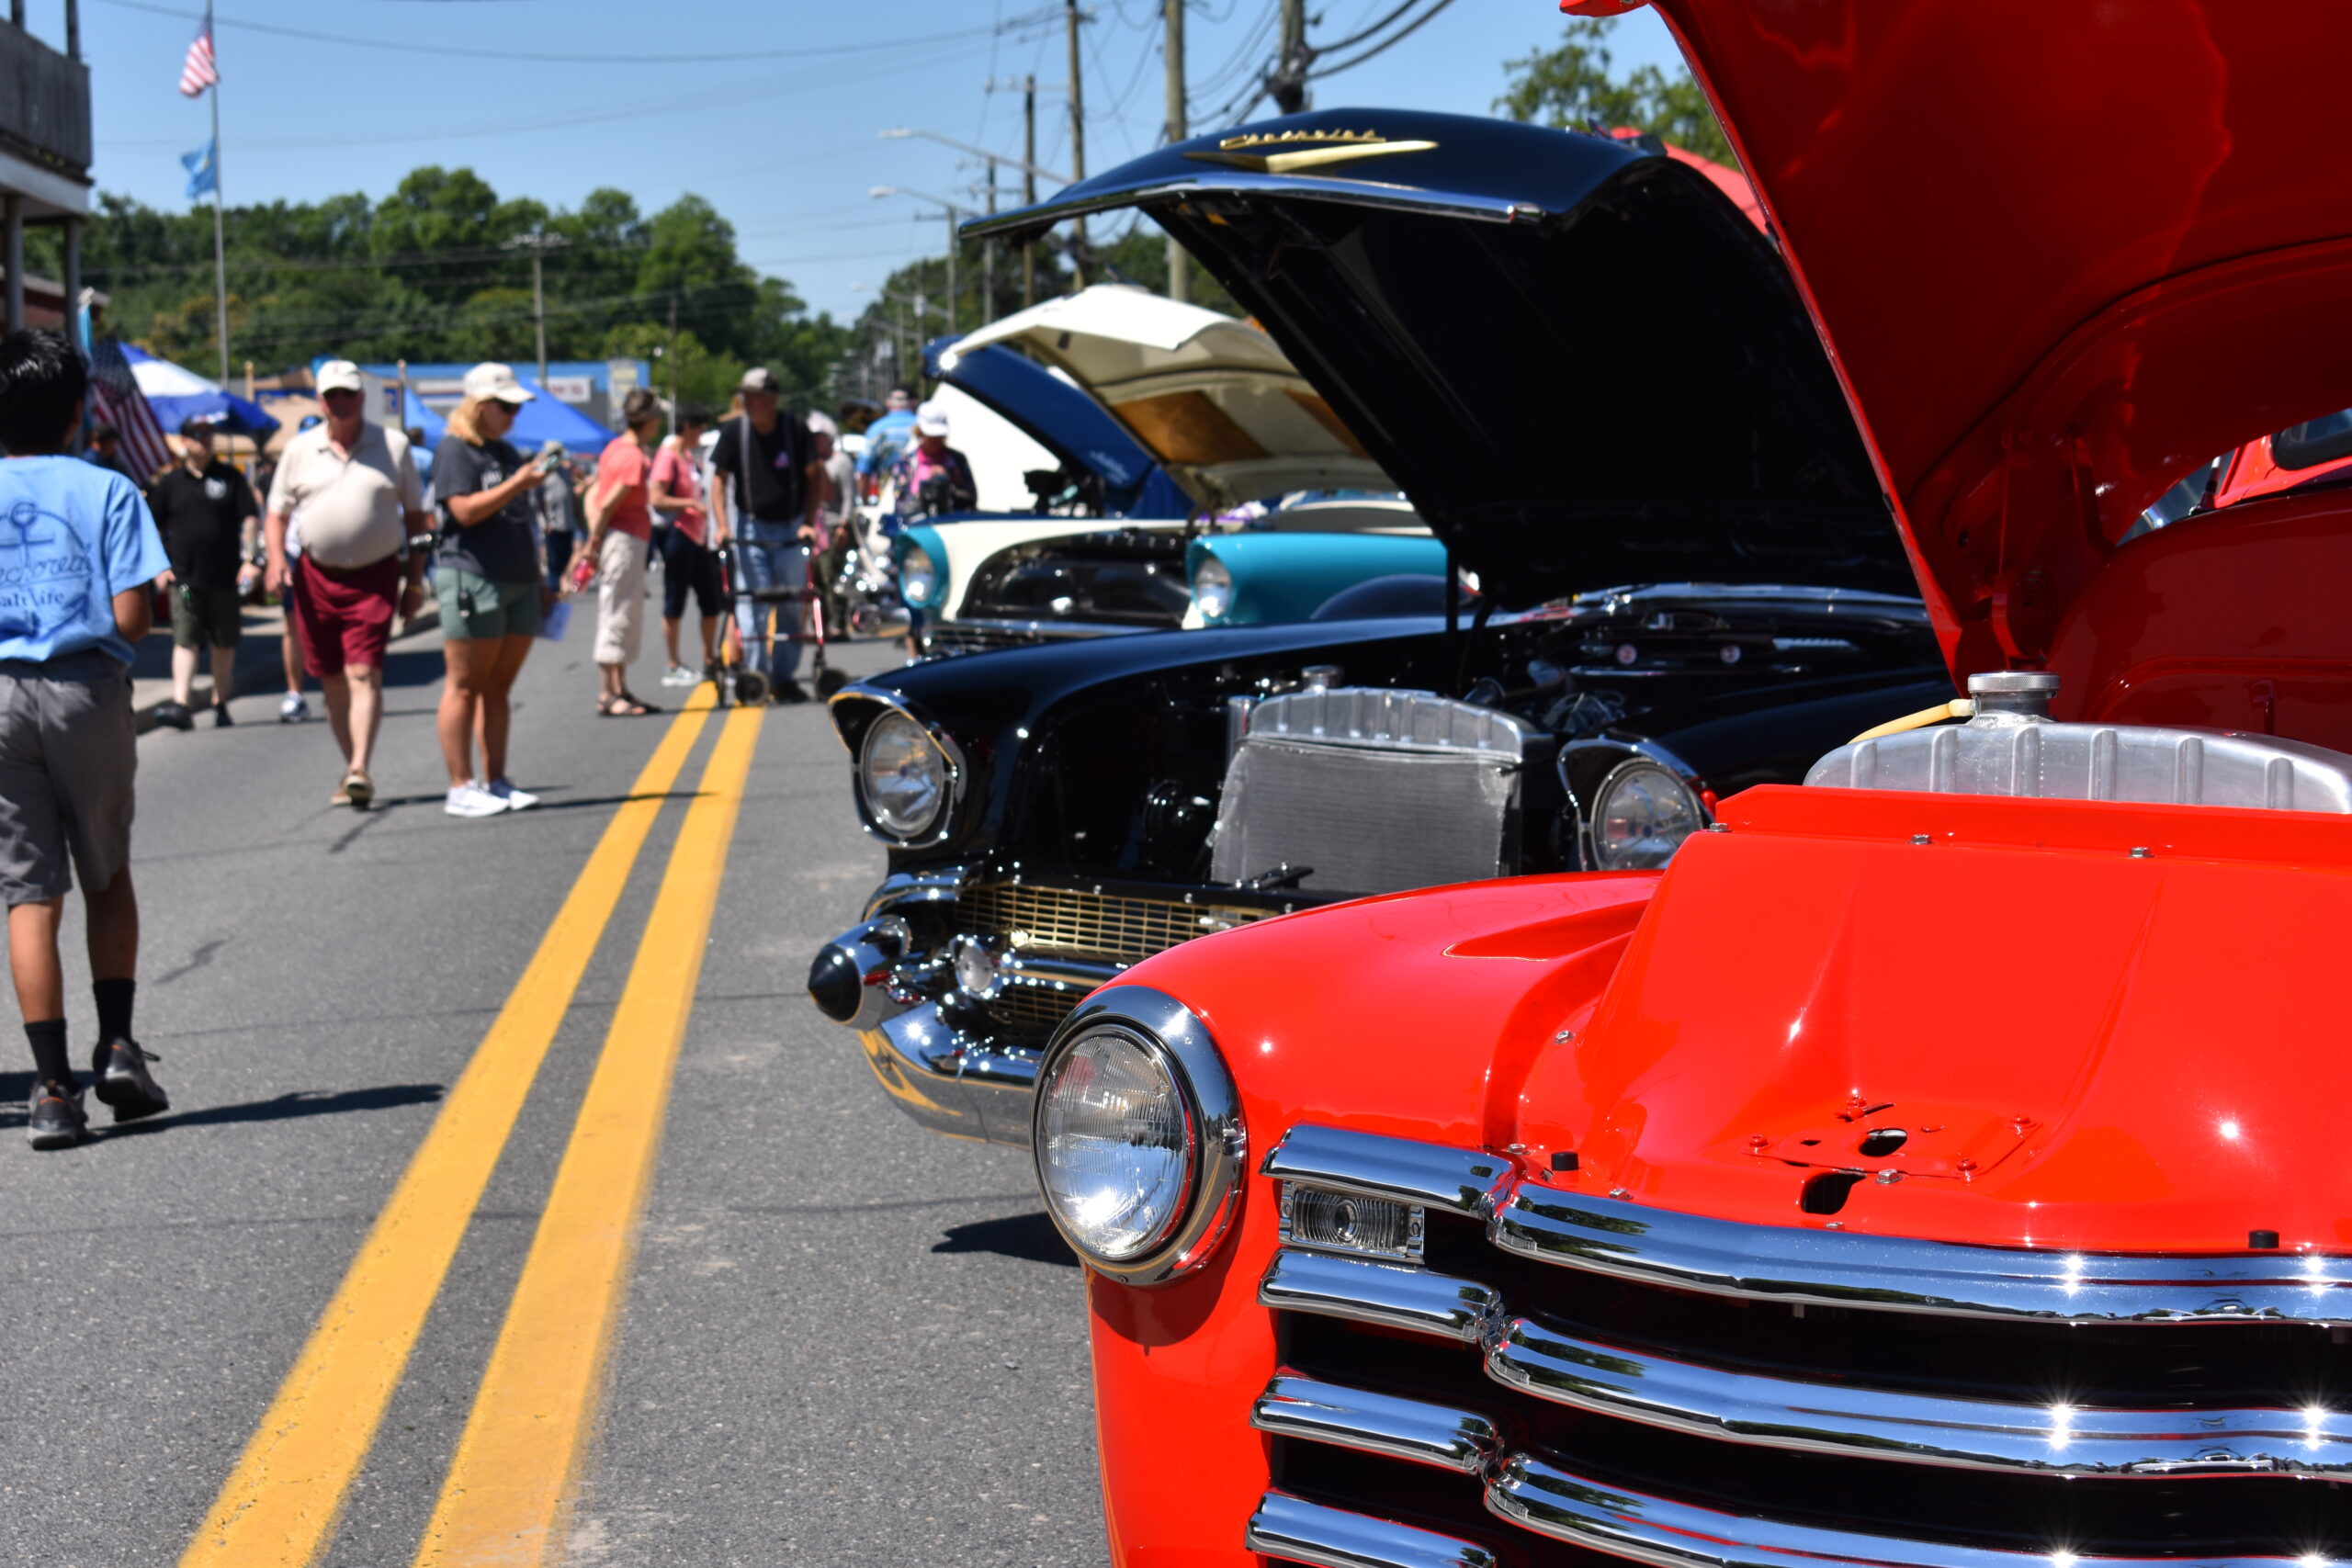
[{"xmin": 1185, "ymin": 129, "xmax": 1438, "ymax": 175}]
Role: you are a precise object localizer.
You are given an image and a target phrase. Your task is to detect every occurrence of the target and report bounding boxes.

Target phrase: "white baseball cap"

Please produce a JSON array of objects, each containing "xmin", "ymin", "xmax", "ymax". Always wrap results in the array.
[
  {"xmin": 914, "ymin": 402, "xmax": 950, "ymax": 437},
  {"xmin": 462, "ymin": 362, "xmax": 536, "ymax": 404},
  {"xmin": 315, "ymin": 359, "xmax": 365, "ymax": 394}
]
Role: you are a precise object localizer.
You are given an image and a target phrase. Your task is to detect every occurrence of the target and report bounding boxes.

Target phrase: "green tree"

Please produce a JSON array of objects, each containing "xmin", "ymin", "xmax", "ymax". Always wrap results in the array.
[
  {"xmin": 1497, "ymin": 18, "xmax": 1734, "ymax": 165},
  {"xmin": 31, "ymin": 169, "xmax": 850, "ymax": 404}
]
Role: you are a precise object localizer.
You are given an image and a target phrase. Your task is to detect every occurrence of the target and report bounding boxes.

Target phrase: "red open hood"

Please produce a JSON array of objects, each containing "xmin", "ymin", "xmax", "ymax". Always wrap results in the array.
[{"xmin": 1578, "ymin": 1, "xmax": 2352, "ymax": 685}]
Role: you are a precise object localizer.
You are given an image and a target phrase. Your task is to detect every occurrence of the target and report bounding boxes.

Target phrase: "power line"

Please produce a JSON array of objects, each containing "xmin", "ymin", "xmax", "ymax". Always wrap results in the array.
[{"xmin": 90, "ymin": 0, "xmax": 1065, "ymax": 65}]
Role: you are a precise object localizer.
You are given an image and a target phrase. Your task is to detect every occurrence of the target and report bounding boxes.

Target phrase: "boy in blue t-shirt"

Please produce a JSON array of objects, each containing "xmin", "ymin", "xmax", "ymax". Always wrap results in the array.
[{"xmin": 0, "ymin": 330, "xmax": 173, "ymax": 1150}]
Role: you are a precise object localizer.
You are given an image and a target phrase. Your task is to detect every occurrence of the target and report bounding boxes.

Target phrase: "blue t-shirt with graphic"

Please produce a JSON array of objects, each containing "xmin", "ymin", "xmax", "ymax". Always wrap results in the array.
[{"xmin": 0, "ymin": 457, "xmax": 170, "ymax": 666}]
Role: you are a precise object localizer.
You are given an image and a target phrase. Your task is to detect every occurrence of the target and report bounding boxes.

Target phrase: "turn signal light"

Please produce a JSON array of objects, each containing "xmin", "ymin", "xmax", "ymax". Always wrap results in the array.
[{"xmin": 1279, "ymin": 1181, "xmax": 1423, "ymax": 1262}]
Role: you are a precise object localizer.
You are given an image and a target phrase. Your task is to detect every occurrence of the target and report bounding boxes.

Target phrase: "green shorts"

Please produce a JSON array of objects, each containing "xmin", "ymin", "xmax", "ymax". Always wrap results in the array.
[
  {"xmin": 435, "ymin": 567, "xmax": 542, "ymax": 640},
  {"xmin": 170, "ymin": 584, "xmax": 243, "ymax": 650}
]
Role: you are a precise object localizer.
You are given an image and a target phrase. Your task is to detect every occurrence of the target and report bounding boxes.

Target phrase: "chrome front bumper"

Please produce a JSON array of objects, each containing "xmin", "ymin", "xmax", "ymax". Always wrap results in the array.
[{"xmin": 808, "ymin": 869, "xmax": 1291, "ymax": 1148}]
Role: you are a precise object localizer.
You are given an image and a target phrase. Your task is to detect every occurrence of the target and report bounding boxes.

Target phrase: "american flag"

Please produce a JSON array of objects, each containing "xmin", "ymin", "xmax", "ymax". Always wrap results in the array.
[
  {"xmin": 179, "ymin": 9, "xmax": 218, "ymax": 97},
  {"xmin": 86, "ymin": 337, "xmax": 174, "ymax": 483}
]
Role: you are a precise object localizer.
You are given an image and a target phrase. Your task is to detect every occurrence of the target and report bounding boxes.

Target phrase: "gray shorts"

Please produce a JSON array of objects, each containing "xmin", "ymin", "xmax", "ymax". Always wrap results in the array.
[{"xmin": 0, "ymin": 651, "xmax": 137, "ymax": 906}]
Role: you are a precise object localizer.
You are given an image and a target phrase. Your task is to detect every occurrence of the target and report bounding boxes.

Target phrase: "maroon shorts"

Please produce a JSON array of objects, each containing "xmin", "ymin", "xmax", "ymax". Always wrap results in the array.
[{"xmin": 291, "ymin": 556, "xmax": 401, "ymax": 678}]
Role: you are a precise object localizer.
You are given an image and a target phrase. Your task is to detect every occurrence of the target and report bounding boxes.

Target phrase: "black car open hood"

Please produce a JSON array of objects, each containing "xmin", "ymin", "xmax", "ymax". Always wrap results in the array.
[{"xmin": 969, "ymin": 108, "xmax": 1911, "ymax": 610}]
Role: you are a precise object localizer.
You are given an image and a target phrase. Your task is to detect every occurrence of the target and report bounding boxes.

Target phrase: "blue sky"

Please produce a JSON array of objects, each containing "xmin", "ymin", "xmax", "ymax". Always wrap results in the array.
[{"xmin": 27, "ymin": 0, "xmax": 1685, "ymax": 321}]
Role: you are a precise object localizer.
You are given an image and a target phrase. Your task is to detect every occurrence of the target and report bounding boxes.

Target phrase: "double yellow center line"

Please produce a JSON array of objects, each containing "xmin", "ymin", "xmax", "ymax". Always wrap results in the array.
[{"xmin": 183, "ymin": 688, "xmax": 763, "ymax": 1568}]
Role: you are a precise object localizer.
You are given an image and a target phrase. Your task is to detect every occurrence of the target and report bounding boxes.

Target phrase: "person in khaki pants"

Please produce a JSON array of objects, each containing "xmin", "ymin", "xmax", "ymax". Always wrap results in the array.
[{"xmin": 584, "ymin": 389, "xmax": 662, "ymax": 716}]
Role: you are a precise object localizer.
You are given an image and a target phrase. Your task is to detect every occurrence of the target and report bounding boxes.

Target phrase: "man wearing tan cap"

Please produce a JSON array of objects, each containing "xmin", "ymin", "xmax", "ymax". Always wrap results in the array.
[{"xmin": 265, "ymin": 359, "xmax": 429, "ymax": 807}]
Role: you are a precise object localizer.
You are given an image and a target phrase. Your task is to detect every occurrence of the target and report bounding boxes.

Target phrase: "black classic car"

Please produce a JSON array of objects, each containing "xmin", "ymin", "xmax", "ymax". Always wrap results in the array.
[{"xmin": 807, "ymin": 108, "xmax": 1956, "ymax": 1146}]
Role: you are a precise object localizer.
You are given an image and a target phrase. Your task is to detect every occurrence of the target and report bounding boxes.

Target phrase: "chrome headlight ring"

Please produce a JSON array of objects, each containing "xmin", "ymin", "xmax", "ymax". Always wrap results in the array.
[
  {"xmin": 1585, "ymin": 749, "xmax": 1711, "ymax": 871},
  {"xmin": 1562, "ymin": 739, "xmax": 1713, "ymax": 872},
  {"xmin": 1192, "ymin": 553, "xmax": 1235, "ymax": 622},
  {"xmin": 1032, "ymin": 985, "xmax": 1245, "ymax": 1287},
  {"xmin": 842, "ymin": 695, "xmax": 967, "ymax": 848}
]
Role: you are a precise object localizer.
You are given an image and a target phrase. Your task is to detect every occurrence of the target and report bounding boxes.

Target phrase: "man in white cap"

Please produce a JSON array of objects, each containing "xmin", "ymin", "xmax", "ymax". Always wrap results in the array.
[{"xmin": 265, "ymin": 358, "xmax": 429, "ymax": 807}]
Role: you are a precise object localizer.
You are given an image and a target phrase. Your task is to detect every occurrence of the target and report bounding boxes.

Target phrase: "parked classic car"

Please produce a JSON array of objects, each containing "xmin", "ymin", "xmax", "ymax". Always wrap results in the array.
[
  {"xmin": 1007, "ymin": 6, "xmax": 2352, "ymax": 1567},
  {"xmin": 897, "ymin": 284, "xmax": 1440, "ymax": 655},
  {"xmin": 807, "ymin": 106, "xmax": 1958, "ymax": 1147}
]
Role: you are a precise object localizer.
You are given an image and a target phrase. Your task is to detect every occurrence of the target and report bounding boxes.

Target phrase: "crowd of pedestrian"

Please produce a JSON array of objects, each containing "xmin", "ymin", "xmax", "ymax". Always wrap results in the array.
[{"xmin": 0, "ymin": 321, "xmax": 965, "ymax": 1150}]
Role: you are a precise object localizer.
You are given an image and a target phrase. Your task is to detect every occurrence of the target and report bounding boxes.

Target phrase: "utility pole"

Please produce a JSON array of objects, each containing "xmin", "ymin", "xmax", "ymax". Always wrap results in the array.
[
  {"xmin": 1066, "ymin": 0, "xmax": 1089, "ymax": 285},
  {"xmin": 1273, "ymin": 0, "xmax": 1308, "ymax": 114},
  {"xmin": 1164, "ymin": 0, "xmax": 1189, "ymax": 302},
  {"xmin": 944, "ymin": 209, "xmax": 959, "ymax": 335},
  {"xmin": 1022, "ymin": 74, "xmax": 1039, "ymax": 306},
  {"xmin": 503, "ymin": 231, "xmax": 570, "ymax": 383},
  {"xmin": 667, "ymin": 293, "xmax": 680, "ymax": 415},
  {"xmin": 204, "ymin": 1, "xmax": 229, "ymax": 383},
  {"xmin": 982, "ymin": 161, "xmax": 999, "ymax": 321}
]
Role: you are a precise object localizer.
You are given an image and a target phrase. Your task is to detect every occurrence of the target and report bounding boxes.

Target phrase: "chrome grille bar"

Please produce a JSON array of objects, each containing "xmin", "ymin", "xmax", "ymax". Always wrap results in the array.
[
  {"xmin": 1495, "ymin": 1185, "xmax": 2352, "ymax": 1325},
  {"xmin": 1260, "ymin": 1247, "xmax": 1499, "ymax": 1343},
  {"xmin": 1487, "ymin": 1314, "xmax": 2352, "ymax": 1478},
  {"xmin": 1246, "ymin": 1493, "xmax": 1498, "ymax": 1568},
  {"xmin": 1251, "ymin": 1375, "xmax": 1499, "ymax": 1474},
  {"xmin": 1262, "ymin": 1124, "xmax": 1512, "ymax": 1214},
  {"xmin": 1483, "ymin": 1452, "xmax": 2297, "ymax": 1568}
]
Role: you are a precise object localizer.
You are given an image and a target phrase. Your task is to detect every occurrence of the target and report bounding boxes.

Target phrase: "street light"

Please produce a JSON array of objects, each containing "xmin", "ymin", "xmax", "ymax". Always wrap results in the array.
[
  {"xmin": 873, "ymin": 185, "xmax": 980, "ymax": 335},
  {"xmin": 879, "ymin": 128, "xmax": 1072, "ymax": 189}
]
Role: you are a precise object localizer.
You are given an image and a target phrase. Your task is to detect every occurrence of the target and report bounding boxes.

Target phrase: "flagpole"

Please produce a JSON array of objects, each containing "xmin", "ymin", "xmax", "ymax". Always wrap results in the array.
[{"xmin": 207, "ymin": 1, "xmax": 229, "ymax": 385}]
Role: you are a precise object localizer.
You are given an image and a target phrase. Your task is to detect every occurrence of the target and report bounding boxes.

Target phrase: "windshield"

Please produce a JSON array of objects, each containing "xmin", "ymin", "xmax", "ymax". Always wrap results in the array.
[{"xmin": 2272, "ymin": 407, "xmax": 2352, "ymax": 471}]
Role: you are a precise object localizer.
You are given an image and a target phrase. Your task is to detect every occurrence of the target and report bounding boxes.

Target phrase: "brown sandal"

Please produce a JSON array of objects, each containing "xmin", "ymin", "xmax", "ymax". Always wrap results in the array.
[{"xmin": 597, "ymin": 694, "xmax": 652, "ymax": 717}]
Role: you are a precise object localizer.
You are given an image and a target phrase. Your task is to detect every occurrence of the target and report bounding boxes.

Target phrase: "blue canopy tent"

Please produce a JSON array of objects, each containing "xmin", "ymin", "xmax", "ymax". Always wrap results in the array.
[
  {"xmin": 125, "ymin": 345, "xmax": 281, "ymax": 440},
  {"xmin": 502, "ymin": 370, "xmax": 612, "ymax": 455},
  {"xmin": 401, "ymin": 387, "xmax": 447, "ymax": 446}
]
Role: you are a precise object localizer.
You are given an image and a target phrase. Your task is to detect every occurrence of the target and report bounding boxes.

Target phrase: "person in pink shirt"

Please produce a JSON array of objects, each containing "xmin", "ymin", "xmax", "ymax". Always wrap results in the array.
[
  {"xmin": 585, "ymin": 388, "xmax": 662, "ymax": 716},
  {"xmin": 650, "ymin": 403, "xmax": 722, "ymax": 686}
]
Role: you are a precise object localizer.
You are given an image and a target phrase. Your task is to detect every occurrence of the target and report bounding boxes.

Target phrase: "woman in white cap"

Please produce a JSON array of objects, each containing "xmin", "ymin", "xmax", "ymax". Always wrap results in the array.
[{"xmin": 431, "ymin": 363, "xmax": 557, "ymax": 818}]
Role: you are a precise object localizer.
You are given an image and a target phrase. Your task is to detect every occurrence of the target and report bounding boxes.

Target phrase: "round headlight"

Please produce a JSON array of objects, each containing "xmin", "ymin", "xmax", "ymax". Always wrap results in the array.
[
  {"xmin": 1034, "ymin": 987, "xmax": 1244, "ymax": 1283},
  {"xmin": 1038, "ymin": 1025, "xmax": 1194, "ymax": 1264},
  {"xmin": 1192, "ymin": 555, "xmax": 1234, "ymax": 621},
  {"xmin": 899, "ymin": 543, "xmax": 939, "ymax": 608},
  {"xmin": 1590, "ymin": 760, "xmax": 1708, "ymax": 870},
  {"xmin": 858, "ymin": 710, "xmax": 950, "ymax": 840}
]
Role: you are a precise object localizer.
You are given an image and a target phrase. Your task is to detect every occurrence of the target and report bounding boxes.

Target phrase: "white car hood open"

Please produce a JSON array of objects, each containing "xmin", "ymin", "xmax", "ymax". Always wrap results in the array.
[{"xmin": 947, "ymin": 285, "xmax": 1392, "ymax": 513}]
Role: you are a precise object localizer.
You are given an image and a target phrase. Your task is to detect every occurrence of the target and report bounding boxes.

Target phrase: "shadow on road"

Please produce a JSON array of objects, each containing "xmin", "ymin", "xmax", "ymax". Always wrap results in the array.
[
  {"xmin": 0, "ymin": 1075, "xmax": 445, "ymax": 1132},
  {"xmin": 933, "ymin": 1212, "xmax": 1078, "ymax": 1268}
]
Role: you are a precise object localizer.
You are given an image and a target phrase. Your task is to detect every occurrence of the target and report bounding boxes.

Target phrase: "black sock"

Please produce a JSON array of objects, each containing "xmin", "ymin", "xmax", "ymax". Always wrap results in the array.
[
  {"xmin": 94, "ymin": 978, "xmax": 135, "ymax": 1044},
  {"xmin": 24, "ymin": 1020, "xmax": 71, "ymax": 1089}
]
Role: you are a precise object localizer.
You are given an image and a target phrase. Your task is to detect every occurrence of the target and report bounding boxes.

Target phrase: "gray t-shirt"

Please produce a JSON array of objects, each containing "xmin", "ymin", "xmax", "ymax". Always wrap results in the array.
[{"xmin": 432, "ymin": 435, "xmax": 539, "ymax": 584}]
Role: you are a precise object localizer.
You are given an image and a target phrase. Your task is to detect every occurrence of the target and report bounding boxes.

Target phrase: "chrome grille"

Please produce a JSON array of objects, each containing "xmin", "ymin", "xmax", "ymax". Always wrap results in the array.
[
  {"xmin": 958, "ymin": 881, "xmax": 1275, "ymax": 968},
  {"xmin": 923, "ymin": 621, "xmax": 1046, "ymax": 656},
  {"xmin": 1245, "ymin": 1124, "xmax": 2352, "ymax": 1568},
  {"xmin": 982, "ymin": 984, "xmax": 1079, "ymax": 1034}
]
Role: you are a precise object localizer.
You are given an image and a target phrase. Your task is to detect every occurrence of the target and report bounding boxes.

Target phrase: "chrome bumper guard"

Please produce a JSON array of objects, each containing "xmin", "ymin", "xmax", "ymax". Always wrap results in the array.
[
  {"xmin": 1245, "ymin": 1493, "xmax": 1497, "ymax": 1568},
  {"xmin": 1245, "ymin": 1124, "xmax": 2352, "ymax": 1568}
]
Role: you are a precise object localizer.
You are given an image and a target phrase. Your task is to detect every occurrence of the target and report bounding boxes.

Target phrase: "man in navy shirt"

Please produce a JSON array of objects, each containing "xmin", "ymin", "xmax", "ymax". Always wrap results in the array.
[{"xmin": 0, "ymin": 329, "xmax": 174, "ymax": 1149}]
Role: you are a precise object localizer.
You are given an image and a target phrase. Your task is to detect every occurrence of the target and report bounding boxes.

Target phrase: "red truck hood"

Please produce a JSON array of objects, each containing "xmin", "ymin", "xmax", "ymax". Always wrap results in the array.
[{"xmin": 1588, "ymin": 0, "xmax": 2352, "ymax": 681}]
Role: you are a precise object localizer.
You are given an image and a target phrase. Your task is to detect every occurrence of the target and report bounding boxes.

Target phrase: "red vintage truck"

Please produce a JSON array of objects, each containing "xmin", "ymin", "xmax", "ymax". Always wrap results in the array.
[{"xmin": 1012, "ymin": 3, "xmax": 2352, "ymax": 1564}]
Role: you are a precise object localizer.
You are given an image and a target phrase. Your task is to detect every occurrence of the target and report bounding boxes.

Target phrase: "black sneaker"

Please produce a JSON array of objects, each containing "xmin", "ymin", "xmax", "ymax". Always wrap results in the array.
[
  {"xmin": 153, "ymin": 701, "xmax": 195, "ymax": 732},
  {"xmin": 25, "ymin": 1080, "xmax": 87, "ymax": 1150},
  {"xmin": 211, "ymin": 702, "xmax": 233, "ymax": 728},
  {"xmin": 90, "ymin": 1039, "xmax": 168, "ymax": 1122},
  {"xmin": 773, "ymin": 679, "xmax": 809, "ymax": 704}
]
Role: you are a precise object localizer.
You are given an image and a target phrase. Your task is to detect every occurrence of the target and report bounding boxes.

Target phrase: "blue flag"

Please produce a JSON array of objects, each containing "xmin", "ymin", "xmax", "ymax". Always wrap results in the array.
[{"xmin": 182, "ymin": 139, "xmax": 217, "ymax": 200}]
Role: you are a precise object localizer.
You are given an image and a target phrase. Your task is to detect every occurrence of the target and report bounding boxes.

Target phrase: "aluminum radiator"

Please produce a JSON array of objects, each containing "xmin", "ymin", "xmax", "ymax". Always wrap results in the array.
[{"xmin": 1209, "ymin": 688, "xmax": 1536, "ymax": 897}]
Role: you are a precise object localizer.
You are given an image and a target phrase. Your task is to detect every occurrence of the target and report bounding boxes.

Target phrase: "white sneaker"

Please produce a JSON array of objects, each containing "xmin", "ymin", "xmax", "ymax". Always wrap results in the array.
[
  {"xmin": 445, "ymin": 782, "xmax": 509, "ymax": 818},
  {"xmin": 661, "ymin": 664, "xmax": 697, "ymax": 687},
  {"xmin": 279, "ymin": 692, "xmax": 309, "ymax": 723},
  {"xmin": 486, "ymin": 779, "xmax": 539, "ymax": 810}
]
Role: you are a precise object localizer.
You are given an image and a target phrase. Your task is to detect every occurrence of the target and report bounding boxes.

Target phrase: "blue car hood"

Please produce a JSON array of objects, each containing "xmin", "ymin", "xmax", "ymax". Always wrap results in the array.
[{"xmin": 921, "ymin": 337, "xmax": 1191, "ymax": 518}]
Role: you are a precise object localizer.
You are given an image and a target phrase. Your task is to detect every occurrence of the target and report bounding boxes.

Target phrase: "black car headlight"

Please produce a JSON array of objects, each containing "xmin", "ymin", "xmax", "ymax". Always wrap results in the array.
[
  {"xmin": 857, "ymin": 708, "xmax": 953, "ymax": 840},
  {"xmin": 1590, "ymin": 759, "xmax": 1708, "ymax": 870},
  {"xmin": 1034, "ymin": 987, "xmax": 1244, "ymax": 1284}
]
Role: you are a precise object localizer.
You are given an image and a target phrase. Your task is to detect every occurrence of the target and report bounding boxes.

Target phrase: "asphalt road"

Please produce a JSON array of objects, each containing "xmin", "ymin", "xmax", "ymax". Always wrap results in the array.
[{"xmin": 0, "ymin": 592, "xmax": 1105, "ymax": 1567}]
